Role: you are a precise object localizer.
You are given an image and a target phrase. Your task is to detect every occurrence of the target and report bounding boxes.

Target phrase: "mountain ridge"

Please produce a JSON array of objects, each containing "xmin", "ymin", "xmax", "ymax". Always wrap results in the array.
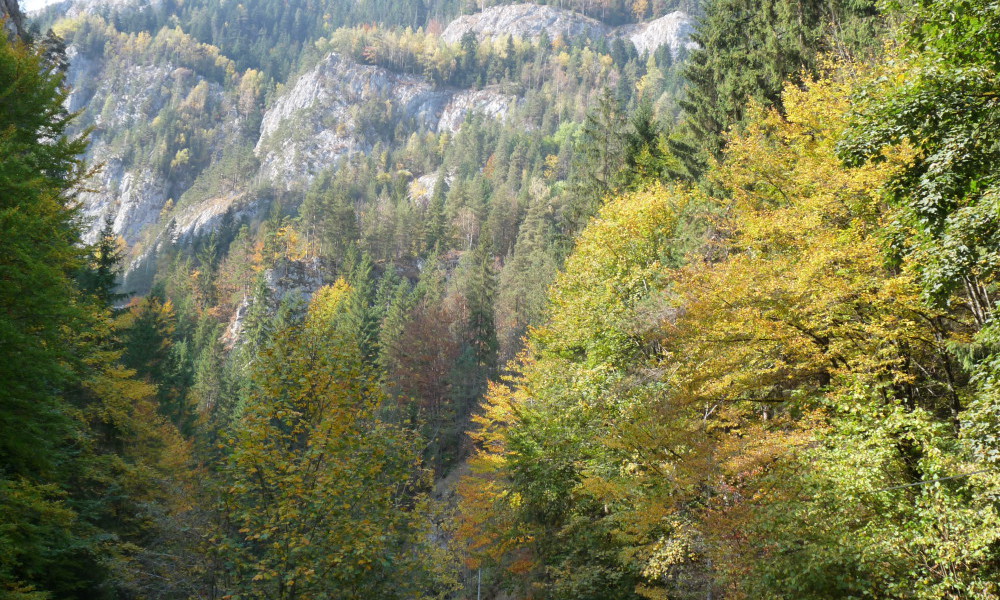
[
  {"xmin": 59, "ymin": 2, "xmax": 693, "ymax": 257},
  {"xmin": 442, "ymin": 3, "xmax": 696, "ymax": 58}
]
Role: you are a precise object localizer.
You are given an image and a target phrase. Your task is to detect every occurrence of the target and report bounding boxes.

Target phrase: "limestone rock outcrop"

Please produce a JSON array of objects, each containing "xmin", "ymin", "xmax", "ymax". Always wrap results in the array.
[
  {"xmin": 1, "ymin": 0, "xmax": 25, "ymax": 40},
  {"xmin": 442, "ymin": 3, "xmax": 609, "ymax": 44}
]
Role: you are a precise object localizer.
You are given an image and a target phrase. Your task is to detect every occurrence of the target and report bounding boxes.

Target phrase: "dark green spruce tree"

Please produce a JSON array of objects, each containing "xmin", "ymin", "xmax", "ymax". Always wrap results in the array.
[
  {"xmin": 1, "ymin": 30, "xmax": 202, "ymax": 600},
  {"xmin": 679, "ymin": 0, "xmax": 880, "ymax": 169},
  {"xmin": 0, "ymin": 28, "xmax": 95, "ymax": 600}
]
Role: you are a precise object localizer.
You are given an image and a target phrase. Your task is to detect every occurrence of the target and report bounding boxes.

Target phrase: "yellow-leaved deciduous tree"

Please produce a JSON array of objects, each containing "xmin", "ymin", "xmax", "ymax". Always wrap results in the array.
[
  {"xmin": 73, "ymin": 316, "xmax": 206, "ymax": 597},
  {"xmin": 459, "ymin": 61, "xmax": 1000, "ymax": 600},
  {"xmin": 454, "ymin": 378, "xmax": 538, "ymax": 576},
  {"xmin": 219, "ymin": 280, "xmax": 458, "ymax": 600},
  {"xmin": 457, "ymin": 184, "xmax": 696, "ymax": 599},
  {"xmin": 618, "ymin": 66, "xmax": 1000, "ymax": 598}
]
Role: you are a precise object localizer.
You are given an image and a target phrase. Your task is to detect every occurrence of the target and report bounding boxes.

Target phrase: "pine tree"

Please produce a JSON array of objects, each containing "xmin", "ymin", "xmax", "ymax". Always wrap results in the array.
[
  {"xmin": 79, "ymin": 216, "xmax": 127, "ymax": 308},
  {"xmin": 451, "ymin": 240, "xmax": 499, "ymax": 432},
  {"xmin": 346, "ymin": 251, "xmax": 381, "ymax": 369},
  {"xmin": 0, "ymin": 33, "xmax": 200, "ymax": 599},
  {"xmin": 564, "ymin": 90, "xmax": 628, "ymax": 237},
  {"xmin": 0, "ymin": 25, "xmax": 88, "ymax": 488},
  {"xmin": 377, "ymin": 279, "xmax": 415, "ymax": 380},
  {"xmin": 496, "ymin": 191, "xmax": 558, "ymax": 363},
  {"xmin": 300, "ymin": 170, "xmax": 359, "ymax": 261},
  {"xmin": 679, "ymin": 0, "xmax": 879, "ymax": 167}
]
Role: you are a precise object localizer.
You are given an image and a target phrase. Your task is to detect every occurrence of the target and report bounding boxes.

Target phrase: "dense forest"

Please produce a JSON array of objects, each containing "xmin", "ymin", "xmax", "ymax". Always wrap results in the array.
[{"xmin": 2, "ymin": 0, "xmax": 1000, "ymax": 598}]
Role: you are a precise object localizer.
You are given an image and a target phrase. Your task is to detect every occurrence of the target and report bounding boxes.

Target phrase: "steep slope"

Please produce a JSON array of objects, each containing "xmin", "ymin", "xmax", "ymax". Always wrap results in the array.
[
  {"xmin": 622, "ymin": 10, "xmax": 698, "ymax": 56},
  {"xmin": 45, "ymin": 0, "xmax": 695, "ymax": 298},
  {"xmin": 256, "ymin": 52, "xmax": 518, "ymax": 189},
  {"xmin": 60, "ymin": 20, "xmax": 249, "ymax": 244},
  {"xmin": 442, "ymin": 3, "xmax": 696, "ymax": 58},
  {"xmin": 64, "ymin": 0, "xmax": 154, "ymax": 17},
  {"xmin": 255, "ymin": 52, "xmax": 449, "ymax": 189},
  {"xmin": 1, "ymin": 0, "xmax": 24, "ymax": 39},
  {"xmin": 441, "ymin": 3, "xmax": 610, "ymax": 44}
]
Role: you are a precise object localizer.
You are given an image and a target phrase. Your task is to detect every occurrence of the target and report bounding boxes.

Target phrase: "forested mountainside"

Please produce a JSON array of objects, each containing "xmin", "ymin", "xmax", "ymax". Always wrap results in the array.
[
  {"xmin": 44, "ymin": 0, "xmax": 695, "ymax": 289},
  {"xmin": 3, "ymin": 0, "xmax": 1000, "ymax": 598}
]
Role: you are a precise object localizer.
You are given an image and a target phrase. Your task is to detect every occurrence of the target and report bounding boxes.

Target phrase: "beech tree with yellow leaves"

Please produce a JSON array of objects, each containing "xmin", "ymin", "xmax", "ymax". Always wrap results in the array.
[
  {"xmin": 458, "ymin": 60, "xmax": 1000, "ymax": 599},
  {"xmin": 457, "ymin": 183, "xmax": 698, "ymax": 599}
]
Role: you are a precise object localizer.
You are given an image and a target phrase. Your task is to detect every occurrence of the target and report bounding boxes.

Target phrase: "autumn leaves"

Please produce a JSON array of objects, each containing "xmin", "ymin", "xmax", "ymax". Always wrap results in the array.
[{"xmin": 455, "ymin": 55, "xmax": 1000, "ymax": 598}]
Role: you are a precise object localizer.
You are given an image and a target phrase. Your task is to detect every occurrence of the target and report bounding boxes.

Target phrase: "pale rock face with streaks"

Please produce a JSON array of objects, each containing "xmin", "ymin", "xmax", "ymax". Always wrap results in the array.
[
  {"xmin": 66, "ymin": 56, "xmax": 239, "ymax": 245},
  {"xmin": 221, "ymin": 257, "xmax": 327, "ymax": 349},
  {"xmin": 52, "ymin": 0, "xmax": 693, "ymax": 288},
  {"xmin": 254, "ymin": 52, "xmax": 449, "ymax": 190},
  {"xmin": 442, "ymin": 3, "xmax": 609, "ymax": 44},
  {"xmin": 63, "ymin": 0, "xmax": 158, "ymax": 17},
  {"xmin": 441, "ymin": 3, "xmax": 696, "ymax": 60},
  {"xmin": 622, "ymin": 10, "xmax": 698, "ymax": 57},
  {"xmin": 254, "ymin": 54, "xmax": 518, "ymax": 190},
  {"xmin": 1, "ymin": 0, "xmax": 24, "ymax": 40}
]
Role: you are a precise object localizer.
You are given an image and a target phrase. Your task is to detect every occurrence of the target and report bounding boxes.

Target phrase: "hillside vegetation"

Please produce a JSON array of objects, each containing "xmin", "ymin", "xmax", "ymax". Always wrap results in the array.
[{"xmin": 2, "ymin": 0, "xmax": 999, "ymax": 598}]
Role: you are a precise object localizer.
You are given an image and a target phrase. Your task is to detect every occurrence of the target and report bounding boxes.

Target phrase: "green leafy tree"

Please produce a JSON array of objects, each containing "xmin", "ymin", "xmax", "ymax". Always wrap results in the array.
[
  {"xmin": 458, "ymin": 184, "xmax": 693, "ymax": 599},
  {"xmin": 839, "ymin": 0, "xmax": 1000, "ymax": 326},
  {"xmin": 838, "ymin": 1, "xmax": 1000, "ymax": 553},
  {"xmin": 218, "ymin": 281, "xmax": 457, "ymax": 599}
]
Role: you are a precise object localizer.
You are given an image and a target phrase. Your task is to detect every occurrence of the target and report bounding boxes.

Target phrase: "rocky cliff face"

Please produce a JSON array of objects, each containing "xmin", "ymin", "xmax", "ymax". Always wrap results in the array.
[
  {"xmin": 622, "ymin": 11, "xmax": 698, "ymax": 57},
  {"xmin": 255, "ymin": 52, "xmax": 449, "ymax": 189},
  {"xmin": 66, "ymin": 38, "xmax": 518, "ymax": 251},
  {"xmin": 63, "ymin": 0, "xmax": 155, "ymax": 17},
  {"xmin": 256, "ymin": 52, "xmax": 517, "ymax": 189},
  {"xmin": 57, "ymin": 0, "xmax": 693, "ymax": 283},
  {"xmin": 221, "ymin": 257, "xmax": 327, "ymax": 349},
  {"xmin": 437, "ymin": 86, "xmax": 516, "ymax": 133},
  {"xmin": 1, "ymin": 0, "xmax": 24, "ymax": 40},
  {"xmin": 442, "ymin": 3, "xmax": 609, "ymax": 44},
  {"xmin": 443, "ymin": 3, "xmax": 695, "ymax": 58},
  {"xmin": 68, "ymin": 54, "xmax": 241, "ymax": 244}
]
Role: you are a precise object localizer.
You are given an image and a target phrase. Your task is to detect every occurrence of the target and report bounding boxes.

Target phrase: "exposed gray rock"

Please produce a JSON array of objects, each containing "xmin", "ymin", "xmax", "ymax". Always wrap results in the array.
[
  {"xmin": 71, "ymin": 44, "xmax": 521, "ymax": 250},
  {"xmin": 221, "ymin": 296, "xmax": 251, "ymax": 349},
  {"xmin": 255, "ymin": 52, "xmax": 452, "ymax": 189},
  {"xmin": 442, "ymin": 3, "xmax": 608, "ymax": 44},
  {"xmin": 438, "ymin": 86, "xmax": 517, "ymax": 133},
  {"xmin": 409, "ymin": 173, "xmax": 439, "ymax": 204},
  {"xmin": 264, "ymin": 258, "xmax": 327, "ymax": 306},
  {"xmin": 257, "ymin": 53, "xmax": 525, "ymax": 191},
  {"xmin": 170, "ymin": 192, "xmax": 256, "ymax": 243},
  {"xmin": 409, "ymin": 171, "xmax": 456, "ymax": 205},
  {"xmin": 76, "ymin": 157, "xmax": 168, "ymax": 244},
  {"xmin": 442, "ymin": 4, "xmax": 696, "ymax": 58},
  {"xmin": 89, "ymin": 63, "xmax": 178, "ymax": 131},
  {"xmin": 1, "ymin": 0, "xmax": 24, "ymax": 40},
  {"xmin": 109, "ymin": 165, "xmax": 167, "ymax": 242},
  {"xmin": 222, "ymin": 257, "xmax": 327, "ymax": 348},
  {"xmin": 67, "ymin": 47, "xmax": 241, "ymax": 244},
  {"xmin": 58, "ymin": 1, "xmax": 695, "ymax": 289},
  {"xmin": 64, "ymin": 45, "xmax": 101, "ymax": 113},
  {"xmin": 619, "ymin": 11, "xmax": 698, "ymax": 57},
  {"xmin": 117, "ymin": 189, "xmax": 262, "ymax": 297},
  {"xmin": 64, "ymin": 0, "xmax": 158, "ymax": 18}
]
